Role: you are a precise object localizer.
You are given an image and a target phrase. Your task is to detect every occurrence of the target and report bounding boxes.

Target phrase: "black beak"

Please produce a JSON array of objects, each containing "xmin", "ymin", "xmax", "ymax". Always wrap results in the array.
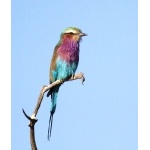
[{"xmin": 79, "ymin": 33, "xmax": 88, "ymax": 37}]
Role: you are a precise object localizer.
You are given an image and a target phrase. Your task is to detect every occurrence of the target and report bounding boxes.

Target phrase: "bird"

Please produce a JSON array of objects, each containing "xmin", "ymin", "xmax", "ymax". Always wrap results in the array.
[{"xmin": 47, "ymin": 27, "xmax": 87, "ymax": 140}]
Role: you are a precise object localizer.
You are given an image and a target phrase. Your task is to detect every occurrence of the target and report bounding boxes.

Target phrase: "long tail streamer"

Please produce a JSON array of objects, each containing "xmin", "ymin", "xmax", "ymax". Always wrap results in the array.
[{"xmin": 47, "ymin": 112, "xmax": 53, "ymax": 140}]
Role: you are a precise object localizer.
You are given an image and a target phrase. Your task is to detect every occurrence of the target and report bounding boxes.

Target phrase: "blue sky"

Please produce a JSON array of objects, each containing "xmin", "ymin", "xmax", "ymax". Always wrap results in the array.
[{"xmin": 11, "ymin": 0, "xmax": 138, "ymax": 149}]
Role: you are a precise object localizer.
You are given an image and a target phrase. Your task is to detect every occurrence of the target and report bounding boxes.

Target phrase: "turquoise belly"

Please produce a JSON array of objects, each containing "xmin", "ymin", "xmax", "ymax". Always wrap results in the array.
[{"xmin": 52, "ymin": 57, "xmax": 78, "ymax": 81}]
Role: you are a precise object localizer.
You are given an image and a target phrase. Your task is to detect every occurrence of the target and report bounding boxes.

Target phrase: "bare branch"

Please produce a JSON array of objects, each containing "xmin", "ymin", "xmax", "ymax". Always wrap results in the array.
[
  {"xmin": 22, "ymin": 109, "xmax": 38, "ymax": 150},
  {"xmin": 22, "ymin": 72, "xmax": 85, "ymax": 150}
]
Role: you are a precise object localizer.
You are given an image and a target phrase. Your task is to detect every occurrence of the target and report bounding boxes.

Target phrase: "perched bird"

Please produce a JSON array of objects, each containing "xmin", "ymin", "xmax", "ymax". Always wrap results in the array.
[{"xmin": 47, "ymin": 27, "xmax": 87, "ymax": 140}]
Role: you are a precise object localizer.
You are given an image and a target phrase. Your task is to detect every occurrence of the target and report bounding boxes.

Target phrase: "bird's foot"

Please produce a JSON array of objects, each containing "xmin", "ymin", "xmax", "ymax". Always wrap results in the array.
[
  {"xmin": 71, "ymin": 74, "xmax": 75, "ymax": 79},
  {"xmin": 59, "ymin": 79, "xmax": 65, "ymax": 84}
]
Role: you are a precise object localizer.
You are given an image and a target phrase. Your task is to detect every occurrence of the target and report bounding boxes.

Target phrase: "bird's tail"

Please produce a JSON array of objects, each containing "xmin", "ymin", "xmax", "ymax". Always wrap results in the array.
[
  {"xmin": 47, "ymin": 85, "xmax": 60, "ymax": 140},
  {"xmin": 47, "ymin": 111, "xmax": 54, "ymax": 140}
]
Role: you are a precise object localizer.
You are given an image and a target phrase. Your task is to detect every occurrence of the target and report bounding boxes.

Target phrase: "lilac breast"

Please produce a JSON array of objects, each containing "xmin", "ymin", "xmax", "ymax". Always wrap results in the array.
[{"xmin": 57, "ymin": 40, "xmax": 80, "ymax": 64}]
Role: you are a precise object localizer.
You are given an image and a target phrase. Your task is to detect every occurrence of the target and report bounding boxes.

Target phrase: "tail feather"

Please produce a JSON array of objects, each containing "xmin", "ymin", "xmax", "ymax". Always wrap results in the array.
[
  {"xmin": 47, "ymin": 112, "xmax": 53, "ymax": 140},
  {"xmin": 47, "ymin": 85, "xmax": 60, "ymax": 140}
]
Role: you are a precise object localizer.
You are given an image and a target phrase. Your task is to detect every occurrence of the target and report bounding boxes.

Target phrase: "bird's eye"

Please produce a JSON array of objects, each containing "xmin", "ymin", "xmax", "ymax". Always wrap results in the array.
[{"xmin": 70, "ymin": 32, "xmax": 74, "ymax": 35}]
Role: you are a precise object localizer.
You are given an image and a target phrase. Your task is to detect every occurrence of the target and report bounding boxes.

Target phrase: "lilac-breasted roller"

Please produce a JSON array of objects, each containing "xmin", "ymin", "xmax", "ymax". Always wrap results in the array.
[{"xmin": 47, "ymin": 27, "xmax": 87, "ymax": 139}]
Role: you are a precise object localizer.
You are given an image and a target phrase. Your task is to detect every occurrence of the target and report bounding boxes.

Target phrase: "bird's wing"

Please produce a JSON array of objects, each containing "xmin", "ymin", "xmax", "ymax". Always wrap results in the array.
[
  {"xmin": 47, "ymin": 43, "xmax": 61, "ymax": 97},
  {"xmin": 50, "ymin": 43, "xmax": 61, "ymax": 83}
]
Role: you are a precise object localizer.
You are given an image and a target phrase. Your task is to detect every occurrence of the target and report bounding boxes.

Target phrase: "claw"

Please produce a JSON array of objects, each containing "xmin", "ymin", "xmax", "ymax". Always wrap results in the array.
[
  {"xmin": 72, "ymin": 74, "xmax": 75, "ymax": 79},
  {"xmin": 60, "ymin": 79, "xmax": 65, "ymax": 84}
]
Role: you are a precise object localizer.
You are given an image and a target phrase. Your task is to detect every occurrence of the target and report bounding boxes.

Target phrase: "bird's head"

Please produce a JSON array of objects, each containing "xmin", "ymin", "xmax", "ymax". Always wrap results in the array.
[{"xmin": 61, "ymin": 27, "xmax": 87, "ymax": 42}]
